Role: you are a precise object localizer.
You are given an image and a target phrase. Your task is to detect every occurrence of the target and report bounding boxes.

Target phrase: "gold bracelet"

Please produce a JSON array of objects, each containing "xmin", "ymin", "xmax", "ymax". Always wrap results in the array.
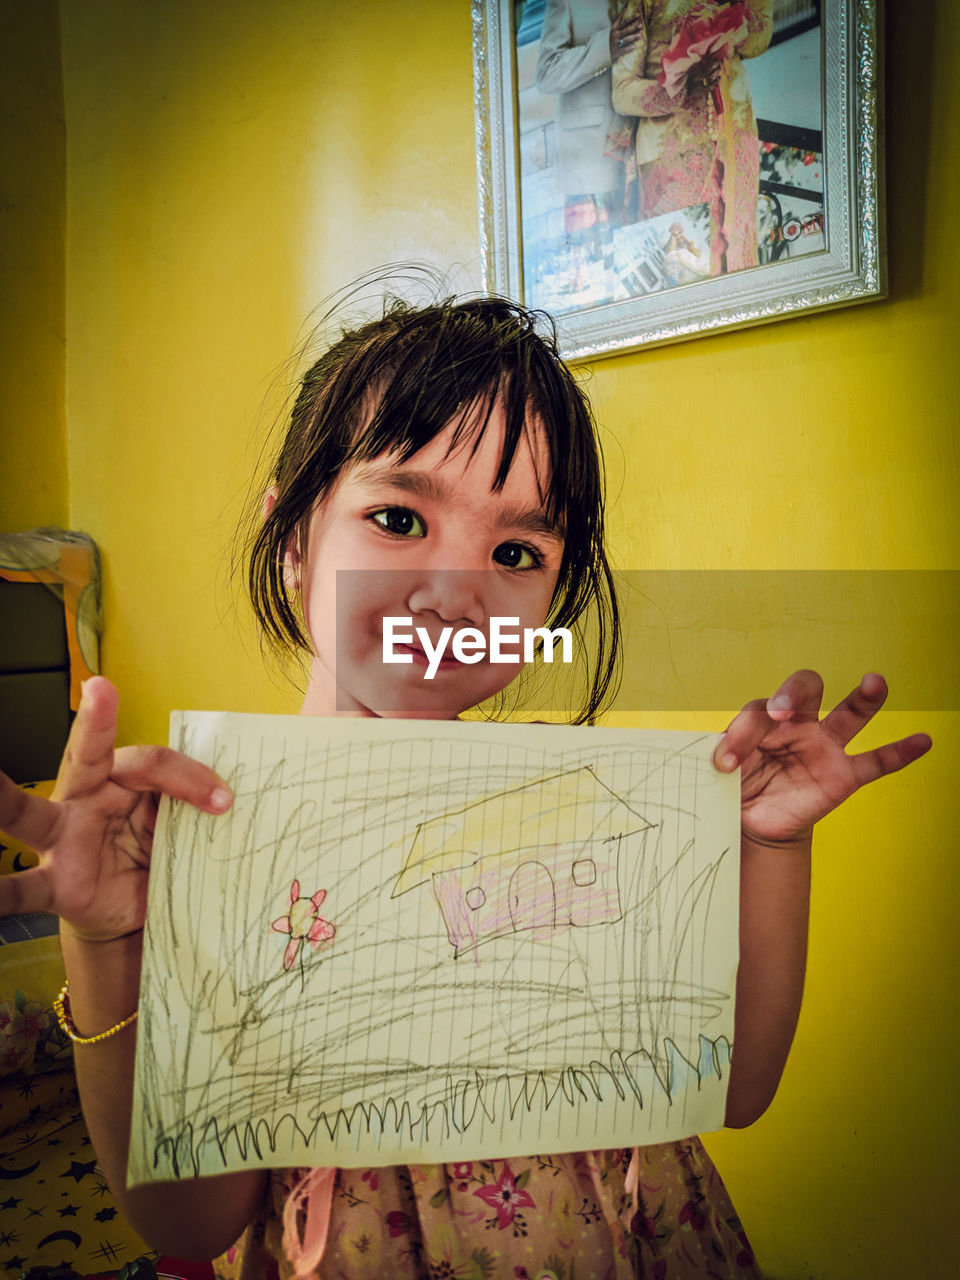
[{"xmin": 53, "ymin": 980, "xmax": 139, "ymax": 1045}]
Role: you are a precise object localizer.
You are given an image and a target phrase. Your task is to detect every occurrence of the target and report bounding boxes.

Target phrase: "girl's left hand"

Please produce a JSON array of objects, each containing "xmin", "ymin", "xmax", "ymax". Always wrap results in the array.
[{"xmin": 713, "ymin": 670, "xmax": 932, "ymax": 848}]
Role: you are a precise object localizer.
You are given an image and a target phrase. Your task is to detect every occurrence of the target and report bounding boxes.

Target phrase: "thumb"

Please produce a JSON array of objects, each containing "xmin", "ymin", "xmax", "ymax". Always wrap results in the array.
[{"xmin": 53, "ymin": 675, "xmax": 120, "ymax": 802}]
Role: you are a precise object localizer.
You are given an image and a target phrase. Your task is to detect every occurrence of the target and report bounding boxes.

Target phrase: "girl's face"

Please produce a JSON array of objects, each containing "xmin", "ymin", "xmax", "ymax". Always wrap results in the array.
[{"xmin": 293, "ymin": 399, "xmax": 565, "ymax": 719}]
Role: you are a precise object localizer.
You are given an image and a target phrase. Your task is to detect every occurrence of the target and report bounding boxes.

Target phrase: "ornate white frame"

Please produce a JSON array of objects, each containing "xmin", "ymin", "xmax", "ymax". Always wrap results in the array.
[{"xmin": 473, "ymin": 0, "xmax": 884, "ymax": 360}]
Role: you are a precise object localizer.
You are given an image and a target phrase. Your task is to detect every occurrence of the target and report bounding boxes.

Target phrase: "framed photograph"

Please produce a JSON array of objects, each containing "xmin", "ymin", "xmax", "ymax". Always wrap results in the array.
[{"xmin": 473, "ymin": 0, "xmax": 883, "ymax": 359}]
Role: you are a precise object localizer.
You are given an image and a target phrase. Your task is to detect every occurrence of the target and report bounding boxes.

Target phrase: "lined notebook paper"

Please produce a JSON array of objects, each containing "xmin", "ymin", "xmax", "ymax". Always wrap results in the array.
[{"xmin": 129, "ymin": 714, "xmax": 739, "ymax": 1184}]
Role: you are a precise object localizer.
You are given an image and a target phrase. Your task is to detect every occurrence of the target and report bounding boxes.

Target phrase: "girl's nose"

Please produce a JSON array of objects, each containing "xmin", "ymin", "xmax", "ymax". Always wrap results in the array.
[{"xmin": 407, "ymin": 570, "xmax": 487, "ymax": 626}]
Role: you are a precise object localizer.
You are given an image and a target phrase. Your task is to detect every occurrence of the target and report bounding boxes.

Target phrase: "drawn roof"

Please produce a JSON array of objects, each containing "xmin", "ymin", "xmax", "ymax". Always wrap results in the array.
[{"xmin": 391, "ymin": 765, "xmax": 654, "ymax": 898}]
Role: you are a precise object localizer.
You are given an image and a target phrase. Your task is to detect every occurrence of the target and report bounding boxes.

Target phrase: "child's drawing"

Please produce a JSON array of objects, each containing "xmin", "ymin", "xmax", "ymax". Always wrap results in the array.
[
  {"xmin": 270, "ymin": 880, "xmax": 336, "ymax": 972},
  {"xmin": 129, "ymin": 714, "xmax": 740, "ymax": 1184},
  {"xmin": 392, "ymin": 767, "xmax": 654, "ymax": 957}
]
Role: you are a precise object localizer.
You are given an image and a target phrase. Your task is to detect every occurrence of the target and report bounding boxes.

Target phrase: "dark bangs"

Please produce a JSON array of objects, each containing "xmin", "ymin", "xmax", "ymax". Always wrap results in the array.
[{"xmin": 248, "ymin": 294, "xmax": 621, "ymax": 722}]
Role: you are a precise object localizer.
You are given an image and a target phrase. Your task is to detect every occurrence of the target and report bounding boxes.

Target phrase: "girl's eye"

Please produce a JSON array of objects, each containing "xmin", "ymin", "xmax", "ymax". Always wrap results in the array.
[
  {"xmin": 493, "ymin": 541, "xmax": 543, "ymax": 571},
  {"xmin": 370, "ymin": 507, "xmax": 426, "ymax": 537}
]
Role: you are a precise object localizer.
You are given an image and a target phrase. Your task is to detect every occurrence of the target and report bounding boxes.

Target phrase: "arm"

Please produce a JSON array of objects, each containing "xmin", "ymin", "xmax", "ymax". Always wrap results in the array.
[
  {"xmin": 0, "ymin": 677, "xmax": 265, "ymax": 1258},
  {"xmin": 739, "ymin": 0, "xmax": 774, "ymax": 60},
  {"xmin": 610, "ymin": 5, "xmax": 678, "ymax": 118},
  {"xmin": 536, "ymin": 2, "xmax": 610, "ymax": 95},
  {"xmin": 712, "ymin": 670, "xmax": 931, "ymax": 1127},
  {"xmin": 535, "ymin": 1, "xmax": 645, "ymax": 95},
  {"xmin": 60, "ymin": 928, "xmax": 267, "ymax": 1257},
  {"xmin": 724, "ymin": 833, "xmax": 810, "ymax": 1126}
]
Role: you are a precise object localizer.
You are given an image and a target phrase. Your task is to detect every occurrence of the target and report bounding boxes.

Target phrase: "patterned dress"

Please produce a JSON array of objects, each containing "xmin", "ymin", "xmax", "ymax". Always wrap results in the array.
[
  {"xmin": 611, "ymin": 0, "xmax": 774, "ymax": 273},
  {"xmin": 215, "ymin": 1142, "xmax": 762, "ymax": 1279}
]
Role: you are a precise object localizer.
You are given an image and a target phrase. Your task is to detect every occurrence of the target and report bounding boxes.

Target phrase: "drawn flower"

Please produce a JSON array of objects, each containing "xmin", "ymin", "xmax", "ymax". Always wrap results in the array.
[
  {"xmin": 271, "ymin": 878, "xmax": 336, "ymax": 971},
  {"xmin": 452, "ymin": 1161, "xmax": 473, "ymax": 1179},
  {"xmin": 472, "ymin": 1162, "xmax": 535, "ymax": 1229}
]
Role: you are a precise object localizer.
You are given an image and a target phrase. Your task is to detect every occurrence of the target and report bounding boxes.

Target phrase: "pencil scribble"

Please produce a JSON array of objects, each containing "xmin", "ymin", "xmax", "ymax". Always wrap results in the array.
[{"xmin": 129, "ymin": 716, "xmax": 740, "ymax": 1184}]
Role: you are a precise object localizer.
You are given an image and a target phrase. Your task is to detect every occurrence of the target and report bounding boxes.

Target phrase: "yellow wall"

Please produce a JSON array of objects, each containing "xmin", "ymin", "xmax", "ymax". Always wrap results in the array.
[
  {"xmin": 59, "ymin": 0, "xmax": 480, "ymax": 728},
  {"xmin": 0, "ymin": 0, "xmax": 67, "ymax": 530},
  {"xmin": 16, "ymin": 0, "xmax": 958, "ymax": 1274}
]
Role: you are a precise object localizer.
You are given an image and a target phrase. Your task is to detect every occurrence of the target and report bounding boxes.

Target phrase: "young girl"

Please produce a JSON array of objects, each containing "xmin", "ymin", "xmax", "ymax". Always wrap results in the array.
[{"xmin": 0, "ymin": 295, "xmax": 930, "ymax": 1278}]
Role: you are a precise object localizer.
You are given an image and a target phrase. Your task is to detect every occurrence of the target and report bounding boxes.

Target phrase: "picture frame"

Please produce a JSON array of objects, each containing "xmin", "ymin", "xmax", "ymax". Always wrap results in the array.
[{"xmin": 473, "ymin": 0, "xmax": 884, "ymax": 360}]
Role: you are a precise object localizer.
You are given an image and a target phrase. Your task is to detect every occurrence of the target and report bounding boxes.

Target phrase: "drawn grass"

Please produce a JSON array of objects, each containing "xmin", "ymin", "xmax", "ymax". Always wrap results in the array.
[{"xmin": 130, "ymin": 717, "xmax": 739, "ymax": 1181}]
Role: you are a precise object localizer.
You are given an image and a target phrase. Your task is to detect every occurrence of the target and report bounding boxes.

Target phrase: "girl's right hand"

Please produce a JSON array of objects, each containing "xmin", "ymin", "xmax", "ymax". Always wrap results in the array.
[{"xmin": 0, "ymin": 676, "xmax": 232, "ymax": 942}]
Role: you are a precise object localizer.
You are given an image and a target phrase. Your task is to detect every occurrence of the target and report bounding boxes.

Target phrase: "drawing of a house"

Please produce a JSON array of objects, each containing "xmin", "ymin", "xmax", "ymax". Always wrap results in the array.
[{"xmin": 391, "ymin": 766, "xmax": 655, "ymax": 956}]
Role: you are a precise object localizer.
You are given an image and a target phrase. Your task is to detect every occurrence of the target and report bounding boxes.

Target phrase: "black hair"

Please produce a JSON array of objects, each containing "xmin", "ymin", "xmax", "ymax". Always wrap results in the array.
[{"xmin": 247, "ymin": 293, "xmax": 621, "ymax": 722}]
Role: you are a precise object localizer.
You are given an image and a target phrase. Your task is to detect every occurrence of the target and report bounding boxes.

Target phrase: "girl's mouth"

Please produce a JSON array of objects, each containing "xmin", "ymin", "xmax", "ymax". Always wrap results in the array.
[{"xmin": 393, "ymin": 642, "xmax": 466, "ymax": 672}]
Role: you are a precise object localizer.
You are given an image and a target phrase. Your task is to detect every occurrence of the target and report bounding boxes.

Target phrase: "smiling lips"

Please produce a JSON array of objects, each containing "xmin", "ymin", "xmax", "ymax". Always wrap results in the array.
[{"xmin": 393, "ymin": 642, "xmax": 468, "ymax": 671}]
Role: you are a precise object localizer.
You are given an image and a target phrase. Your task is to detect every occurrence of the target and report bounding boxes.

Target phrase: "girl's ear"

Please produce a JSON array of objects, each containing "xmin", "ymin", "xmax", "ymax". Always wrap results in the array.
[{"xmin": 263, "ymin": 487, "xmax": 301, "ymax": 594}]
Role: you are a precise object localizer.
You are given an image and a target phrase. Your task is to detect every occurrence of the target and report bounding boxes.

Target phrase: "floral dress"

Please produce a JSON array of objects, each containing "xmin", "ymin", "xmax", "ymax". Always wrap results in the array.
[
  {"xmin": 214, "ymin": 1141, "xmax": 762, "ymax": 1279},
  {"xmin": 610, "ymin": 0, "xmax": 774, "ymax": 274}
]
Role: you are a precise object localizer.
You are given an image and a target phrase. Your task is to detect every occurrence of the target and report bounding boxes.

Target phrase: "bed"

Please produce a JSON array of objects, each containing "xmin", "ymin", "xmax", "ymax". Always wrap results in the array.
[{"xmin": 0, "ymin": 529, "xmax": 207, "ymax": 1276}]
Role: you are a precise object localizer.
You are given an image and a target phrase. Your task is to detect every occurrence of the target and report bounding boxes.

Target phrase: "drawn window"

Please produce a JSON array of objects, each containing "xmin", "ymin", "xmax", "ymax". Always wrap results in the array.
[
  {"xmin": 465, "ymin": 886, "xmax": 486, "ymax": 910},
  {"xmin": 572, "ymin": 858, "xmax": 597, "ymax": 887}
]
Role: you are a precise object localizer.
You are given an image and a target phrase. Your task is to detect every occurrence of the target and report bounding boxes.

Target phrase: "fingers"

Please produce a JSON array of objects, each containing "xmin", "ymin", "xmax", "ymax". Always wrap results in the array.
[
  {"xmin": 713, "ymin": 698, "xmax": 770, "ymax": 772},
  {"xmin": 54, "ymin": 676, "xmax": 120, "ymax": 801},
  {"xmin": 613, "ymin": 10, "xmax": 644, "ymax": 35},
  {"xmin": 0, "ymin": 864, "xmax": 55, "ymax": 917},
  {"xmin": 820, "ymin": 672, "xmax": 888, "ymax": 747},
  {"xmin": 764, "ymin": 669, "xmax": 824, "ymax": 722},
  {"xmin": 713, "ymin": 670, "xmax": 824, "ymax": 772},
  {"xmin": 850, "ymin": 732, "xmax": 933, "ymax": 788},
  {"xmin": 0, "ymin": 771, "xmax": 62, "ymax": 851},
  {"xmin": 111, "ymin": 745, "xmax": 233, "ymax": 815},
  {"xmin": 56, "ymin": 676, "xmax": 232, "ymax": 814},
  {"xmin": 611, "ymin": 10, "xmax": 644, "ymax": 54}
]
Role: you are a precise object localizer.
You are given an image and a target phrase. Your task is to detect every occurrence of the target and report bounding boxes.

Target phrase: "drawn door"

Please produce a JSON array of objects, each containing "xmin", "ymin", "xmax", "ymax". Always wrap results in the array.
[{"xmin": 508, "ymin": 860, "xmax": 557, "ymax": 936}]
